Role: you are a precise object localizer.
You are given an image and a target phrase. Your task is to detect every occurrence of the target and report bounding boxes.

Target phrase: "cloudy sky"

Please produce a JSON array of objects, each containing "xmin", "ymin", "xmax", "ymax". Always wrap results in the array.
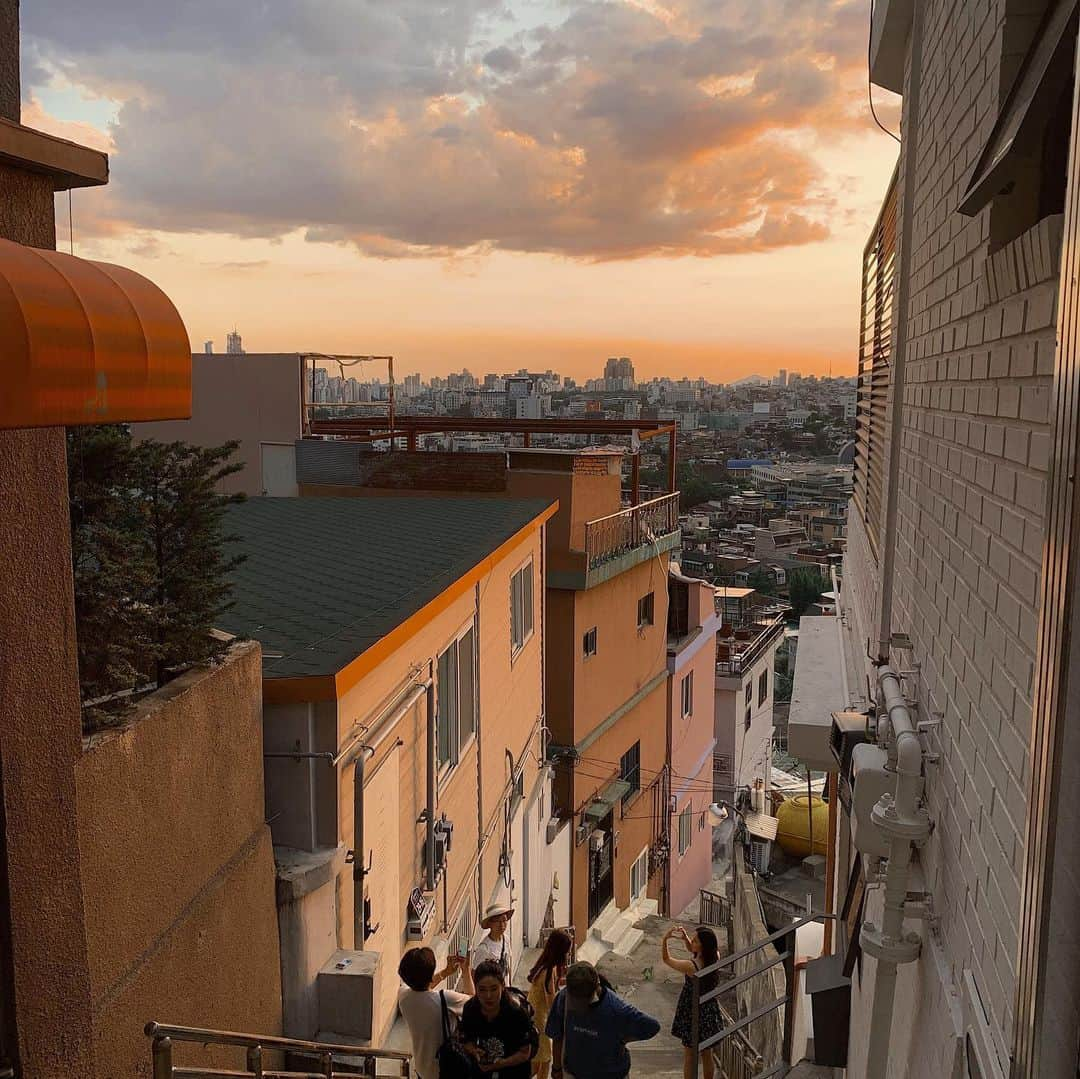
[{"xmin": 22, "ymin": 0, "xmax": 899, "ymax": 381}]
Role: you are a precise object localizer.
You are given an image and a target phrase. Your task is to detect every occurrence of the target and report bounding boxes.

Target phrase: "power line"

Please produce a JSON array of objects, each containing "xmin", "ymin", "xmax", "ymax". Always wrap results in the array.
[{"xmin": 867, "ymin": 1, "xmax": 901, "ymax": 144}]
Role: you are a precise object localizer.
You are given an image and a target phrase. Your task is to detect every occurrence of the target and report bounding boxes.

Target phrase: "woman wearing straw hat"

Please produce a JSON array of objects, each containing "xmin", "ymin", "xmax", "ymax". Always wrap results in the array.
[{"xmin": 472, "ymin": 901, "xmax": 515, "ymax": 981}]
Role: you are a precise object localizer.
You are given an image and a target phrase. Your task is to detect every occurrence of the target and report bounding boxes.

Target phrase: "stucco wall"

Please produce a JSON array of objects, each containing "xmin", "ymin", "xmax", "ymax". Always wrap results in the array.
[
  {"xmin": 268, "ymin": 525, "xmax": 549, "ymax": 1043},
  {"xmin": 133, "ymin": 353, "xmax": 302, "ymax": 496},
  {"xmin": 0, "ymin": 0, "xmax": 17, "ymax": 122},
  {"xmin": 668, "ymin": 608, "xmax": 719, "ymax": 919},
  {"xmin": 731, "ymin": 856, "xmax": 784, "ymax": 1066},
  {"xmin": 76, "ymin": 643, "xmax": 282, "ymax": 1077}
]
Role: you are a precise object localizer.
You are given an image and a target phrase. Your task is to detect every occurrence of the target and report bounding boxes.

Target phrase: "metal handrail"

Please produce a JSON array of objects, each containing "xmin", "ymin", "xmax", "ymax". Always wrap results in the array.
[
  {"xmin": 688, "ymin": 913, "xmax": 837, "ymax": 1079},
  {"xmin": 146, "ymin": 1022, "xmax": 411, "ymax": 1079},
  {"xmin": 715, "ymin": 615, "xmax": 785, "ymax": 678},
  {"xmin": 583, "ymin": 492, "xmax": 680, "ymax": 569}
]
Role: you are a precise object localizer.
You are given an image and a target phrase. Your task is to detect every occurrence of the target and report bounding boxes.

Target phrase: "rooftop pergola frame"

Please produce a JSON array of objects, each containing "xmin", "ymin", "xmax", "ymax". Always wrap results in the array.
[{"xmin": 307, "ymin": 414, "xmax": 680, "ymax": 499}]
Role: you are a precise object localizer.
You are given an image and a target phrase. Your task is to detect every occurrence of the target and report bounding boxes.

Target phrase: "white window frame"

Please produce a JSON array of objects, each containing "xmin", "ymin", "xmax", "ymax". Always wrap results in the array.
[
  {"xmin": 437, "ymin": 620, "xmax": 478, "ymax": 780},
  {"xmin": 583, "ymin": 626, "xmax": 598, "ymax": 658},
  {"xmin": 510, "ymin": 559, "xmax": 535, "ymax": 661},
  {"xmin": 678, "ymin": 804, "xmax": 693, "ymax": 857},
  {"xmin": 680, "ymin": 670, "xmax": 694, "ymax": 718},
  {"xmin": 629, "ymin": 847, "xmax": 649, "ymax": 902},
  {"xmin": 637, "ymin": 591, "xmax": 655, "ymax": 628}
]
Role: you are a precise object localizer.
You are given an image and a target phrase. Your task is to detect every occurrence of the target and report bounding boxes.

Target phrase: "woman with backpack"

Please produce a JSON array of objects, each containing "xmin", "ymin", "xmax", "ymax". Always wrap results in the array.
[
  {"xmin": 661, "ymin": 925, "xmax": 721, "ymax": 1079},
  {"xmin": 397, "ymin": 946, "xmax": 475, "ymax": 1079},
  {"xmin": 459, "ymin": 960, "xmax": 538, "ymax": 1078},
  {"xmin": 526, "ymin": 930, "xmax": 572, "ymax": 1078}
]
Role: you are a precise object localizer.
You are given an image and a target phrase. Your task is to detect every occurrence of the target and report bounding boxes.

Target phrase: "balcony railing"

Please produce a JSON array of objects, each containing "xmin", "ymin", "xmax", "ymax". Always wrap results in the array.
[
  {"xmin": 715, "ymin": 614, "xmax": 786, "ymax": 678},
  {"xmin": 584, "ymin": 492, "xmax": 680, "ymax": 570},
  {"xmin": 146, "ymin": 1022, "xmax": 412, "ymax": 1078}
]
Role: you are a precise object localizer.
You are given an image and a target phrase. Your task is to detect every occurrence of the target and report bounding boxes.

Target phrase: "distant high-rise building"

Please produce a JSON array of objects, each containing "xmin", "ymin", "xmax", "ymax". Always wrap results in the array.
[
  {"xmin": 204, "ymin": 340, "xmax": 214, "ymax": 355},
  {"xmin": 226, "ymin": 329, "xmax": 244, "ymax": 355},
  {"xmin": 776, "ymin": 368, "xmax": 787, "ymax": 387},
  {"xmin": 603, "ymin": 356, "xmax": 635, "ymax": 391}
]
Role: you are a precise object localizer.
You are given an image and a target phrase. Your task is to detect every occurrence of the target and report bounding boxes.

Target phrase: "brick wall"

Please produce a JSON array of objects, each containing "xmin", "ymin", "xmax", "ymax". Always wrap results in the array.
[{"xmin": 842, "ymin": 2, "xmax": 1063, "ymax": 1074}]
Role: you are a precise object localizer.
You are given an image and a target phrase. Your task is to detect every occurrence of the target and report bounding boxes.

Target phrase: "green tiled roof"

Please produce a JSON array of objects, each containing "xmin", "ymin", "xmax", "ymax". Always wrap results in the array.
[{"xmin": 218, "ymin": 496, "xmax": 553, "ymax": 679}]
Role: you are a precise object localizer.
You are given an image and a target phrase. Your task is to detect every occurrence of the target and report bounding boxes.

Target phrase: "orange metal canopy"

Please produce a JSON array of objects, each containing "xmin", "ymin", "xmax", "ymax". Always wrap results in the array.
[{"xmin": 0, "ymin": 238, "xmax": 191, "ymax": 429}]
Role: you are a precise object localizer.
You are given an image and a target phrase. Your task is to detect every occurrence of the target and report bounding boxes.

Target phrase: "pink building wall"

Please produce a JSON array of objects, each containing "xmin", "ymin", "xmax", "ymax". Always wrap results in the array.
[{"xmin": 667, "ymin": 575, "xmax": 720, "ymax": 918}]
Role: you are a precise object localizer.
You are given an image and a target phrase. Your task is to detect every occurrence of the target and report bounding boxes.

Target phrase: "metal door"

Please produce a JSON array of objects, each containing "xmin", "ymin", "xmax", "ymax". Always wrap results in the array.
[{"xmin": 587, "ymin": 812, "xmax": 614, "ymax": 924}]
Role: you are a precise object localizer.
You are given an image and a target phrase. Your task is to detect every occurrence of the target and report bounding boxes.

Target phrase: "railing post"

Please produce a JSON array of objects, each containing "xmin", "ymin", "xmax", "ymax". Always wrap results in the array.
[
  {"xmin": 152, "ymin": 1036, "xmax": 173, "ymax": 1079},
  {"xmin": 781, "ymin": 927, "xmax": 798, "ymax": 1065},
  {"xmin": 246, "ymin": 1045, "xmax": 263, "ymax": 1077},
  {"xmin": 690, "ymin": 969, "xmax": 701, "ymax": 1079}
]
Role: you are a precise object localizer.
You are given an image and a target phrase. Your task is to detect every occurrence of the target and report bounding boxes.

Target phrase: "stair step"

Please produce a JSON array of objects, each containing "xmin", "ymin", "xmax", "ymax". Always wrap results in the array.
[{"xmin": 611, "ymin": 926, "xmax": 645, "ymax": 956}]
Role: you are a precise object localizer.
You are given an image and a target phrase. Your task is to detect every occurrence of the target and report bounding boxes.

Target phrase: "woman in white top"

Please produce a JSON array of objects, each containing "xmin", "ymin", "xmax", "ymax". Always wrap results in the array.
[
  {"xmin": 471, "ymin": 902, "xmax": 515, "ymax": 980},
  {"xmin": 397, "ymin": 946, "xmax": 474, "ymax": 1079}
]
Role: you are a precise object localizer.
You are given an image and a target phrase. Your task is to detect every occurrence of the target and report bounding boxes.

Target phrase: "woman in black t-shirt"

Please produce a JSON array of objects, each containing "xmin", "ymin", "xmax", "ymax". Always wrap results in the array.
[{"xmin": 459, "ymin": 961, "xmax": 537, "ymax": 1078}]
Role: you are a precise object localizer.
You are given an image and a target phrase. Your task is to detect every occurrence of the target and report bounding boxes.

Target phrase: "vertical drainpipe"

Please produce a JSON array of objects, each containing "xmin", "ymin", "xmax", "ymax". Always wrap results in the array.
[
  {"xmin": 353, "ymin": 748, "xmax": 373, "ymax": 950},
  {"xmin": 876, "ymin": 0, "xmax": 924, "ymax": 663},
  {"xmin": 426, "ymin": 668, "xmax": 437, "ymax": 892}
]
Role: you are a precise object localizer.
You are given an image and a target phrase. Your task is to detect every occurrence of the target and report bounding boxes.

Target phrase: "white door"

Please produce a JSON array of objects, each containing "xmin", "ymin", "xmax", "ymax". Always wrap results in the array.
[{"xmin": 261, "ymin": 442, "xmax": 297, "ymax": 496}]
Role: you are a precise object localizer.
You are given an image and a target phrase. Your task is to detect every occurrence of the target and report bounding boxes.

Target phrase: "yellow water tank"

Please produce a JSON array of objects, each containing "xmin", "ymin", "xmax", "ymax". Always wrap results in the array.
[{"xmin": 775, "ymin": 795, "xmax": 829, "ymax": 858}]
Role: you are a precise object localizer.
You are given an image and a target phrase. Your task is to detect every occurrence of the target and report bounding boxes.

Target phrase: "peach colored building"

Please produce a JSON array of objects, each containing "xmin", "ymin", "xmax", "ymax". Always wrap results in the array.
[
  {"xmin": 665, "ymin": 568, "xmax": 721, "ymax": 919},
  {"xmin": 217, "ymin": 495, "xmax": 564, "ymax": 1045}
]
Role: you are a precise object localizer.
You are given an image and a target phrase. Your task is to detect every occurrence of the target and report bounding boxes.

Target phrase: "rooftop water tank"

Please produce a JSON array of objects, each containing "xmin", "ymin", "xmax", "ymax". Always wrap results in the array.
[{"xmin": 775, "ymin": 794, "xmax": 829, "ymax": 858}]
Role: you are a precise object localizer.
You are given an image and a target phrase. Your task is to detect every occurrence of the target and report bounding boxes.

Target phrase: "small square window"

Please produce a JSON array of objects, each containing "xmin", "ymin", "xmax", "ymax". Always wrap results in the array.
[
  {"xmin": 583, "ymin": 627, "xmax": 598, "ymax": 657},
  {"xmin": 637, "ymin": 592, "xmax": 655, "ymax": 628}
]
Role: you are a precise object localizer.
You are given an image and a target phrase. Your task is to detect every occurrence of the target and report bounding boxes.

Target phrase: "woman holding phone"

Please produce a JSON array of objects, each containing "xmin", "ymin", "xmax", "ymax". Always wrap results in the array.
[{"xmin": 661, "ymin": 925, "xmax": 721, "ymax": 1079}]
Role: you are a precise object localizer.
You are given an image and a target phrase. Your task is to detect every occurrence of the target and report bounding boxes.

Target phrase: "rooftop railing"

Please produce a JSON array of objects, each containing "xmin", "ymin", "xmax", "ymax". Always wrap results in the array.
[
  {"xmin": 584, "ymin": 492, "xmax": 680, "ymax": 569},
  {"xmin": 715, "ymin": 613, "xmax": 786, "ymax": 677}
]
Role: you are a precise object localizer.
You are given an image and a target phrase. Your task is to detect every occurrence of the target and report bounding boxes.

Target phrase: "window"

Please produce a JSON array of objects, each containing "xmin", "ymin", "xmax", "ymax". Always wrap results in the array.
[
  {"xmin": 745, "ymin": 681, "xmax": 752, "ymax": 705},
  {"xmin": 758, "ymin": 669, "xmax": 769, "ymax": 706},
  {"xmin": 620, "ymin": 742, "xmax": 641, "ymax": 806},
  {"xmin": 853, "ymin": 168, "xmax": 897, "ymax": 562},
  {"xmin": 678, "ymin": 804, "xmax": 693, "ymax": 856},
  {"xmin": 745, "ymin": 706, "xmax": 752, "ymax": 731},
  {"xmin": 437, "ymin": 624, "xmax": 477, "ymax": 772},
  {"xmin": 680, "ymin": 670, "xmax": 694, "ymax": 718},
  {"xmin": 637, "ymin": 592, "xmax": 655, "ymax": 628},
  {"xmin": 583, "ymin": 627, "xmax": 597, "ymax": 657},
  {"xmin": 510, "ymin": 561, "xmax": 534, "ymax": 657},
  {"xmin": 630, "ymin": 848, "xmax": 649, "ymax": 901},
  {"xmin": 450, "ymin": 897, "xmax": 475, "ymax": 988}
]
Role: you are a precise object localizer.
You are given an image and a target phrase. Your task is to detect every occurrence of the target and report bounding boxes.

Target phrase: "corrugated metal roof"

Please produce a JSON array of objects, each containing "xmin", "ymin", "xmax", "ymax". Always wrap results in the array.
[{"xmin": 219, "ymin": 495, "xmax": 554, "ymax": 679}]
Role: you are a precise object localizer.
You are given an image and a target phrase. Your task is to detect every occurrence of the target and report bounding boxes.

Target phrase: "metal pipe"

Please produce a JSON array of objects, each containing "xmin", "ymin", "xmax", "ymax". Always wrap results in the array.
[
  {"xmin": 350, "ymin": 680, "xmax": 430, "ymax": 950},
  {"xmin": 667, "ymin": 427, "xmax": 677, "ymax": 494},
  {"xmin": 426, "ymin": 673, "xmax": 437, "ymax": 891},
  {"xmin": 875, "ymin": 0, "xmax": 925, "ymax": 664},
  {"xmin": 863, "ymin": 664, "xmax": 929, "ymax": 1078}
]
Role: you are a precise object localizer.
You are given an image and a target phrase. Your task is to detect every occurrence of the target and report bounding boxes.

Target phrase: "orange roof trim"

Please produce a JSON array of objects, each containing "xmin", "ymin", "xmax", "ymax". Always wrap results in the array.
[{"xmin": 0, "ymin": 238, "xmax": 191, "ymax": 429}]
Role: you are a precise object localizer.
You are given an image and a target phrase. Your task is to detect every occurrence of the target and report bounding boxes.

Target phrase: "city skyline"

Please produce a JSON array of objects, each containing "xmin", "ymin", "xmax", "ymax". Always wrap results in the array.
[{"xmin": 21, "ymin": 0, "xmax": 899, "ymax": 383}]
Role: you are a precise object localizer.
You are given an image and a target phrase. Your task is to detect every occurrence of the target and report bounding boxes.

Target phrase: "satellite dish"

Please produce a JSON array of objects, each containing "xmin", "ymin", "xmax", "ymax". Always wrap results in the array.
[{"xmin": 708, "ymin": 802, "xmax": 729, "ymax": 826}]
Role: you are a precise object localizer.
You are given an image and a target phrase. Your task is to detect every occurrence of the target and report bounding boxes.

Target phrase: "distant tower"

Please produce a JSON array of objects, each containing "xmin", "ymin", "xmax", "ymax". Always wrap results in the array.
[
  {"xmin": 226, "ymin": 329, "xmax": 244, "ymax": 355},
  {"xmin": 203, "ymin": 340, "xmax": 214, "ymax": 354}
]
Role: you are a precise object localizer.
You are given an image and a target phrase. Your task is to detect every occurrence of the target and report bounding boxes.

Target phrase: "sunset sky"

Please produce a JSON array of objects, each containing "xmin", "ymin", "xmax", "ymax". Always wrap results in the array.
[{"xmin": 22, "ymin": 0, "xmax": 899, "ymax": 382}]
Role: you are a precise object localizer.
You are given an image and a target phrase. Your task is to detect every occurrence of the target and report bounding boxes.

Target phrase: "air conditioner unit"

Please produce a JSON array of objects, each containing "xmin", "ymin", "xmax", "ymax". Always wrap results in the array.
[
  {"xmin": 575, "ymin": 823, "xmax": 591, "ymax": 846},
  {"xmin": 962, "ymin": 970, "xmax": 1006, "ymax": 1079},
  {"xmin": 589, "ymin": 829, "xmax": 607, "ymax": 852},
  {"xmin": 831, "ymin": 710, "xmax": 871, "ymax": 810},
  {"xmin": 748, "ymin": 839, "xmax": 771, "ymax": 875},
  {"xmin": 546, "ymin": 817, "xmax": 562, "ymax": 844}
]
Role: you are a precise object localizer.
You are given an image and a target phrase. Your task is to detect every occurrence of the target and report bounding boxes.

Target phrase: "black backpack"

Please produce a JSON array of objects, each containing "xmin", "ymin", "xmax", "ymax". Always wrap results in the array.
[
  {"xmin": 505, "ymin": 987, "xmax": 540, "ymax": 1061},
  {"xmin": 436, "ymin": 991, "xmax": 472, "ymax": 1079}
]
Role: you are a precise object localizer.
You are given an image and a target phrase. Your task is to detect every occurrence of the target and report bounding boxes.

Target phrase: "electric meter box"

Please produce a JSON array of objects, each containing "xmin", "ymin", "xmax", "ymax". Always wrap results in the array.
[{"xmin": 850, "ymin": 743, "xmax": 892, "ymax": 858}]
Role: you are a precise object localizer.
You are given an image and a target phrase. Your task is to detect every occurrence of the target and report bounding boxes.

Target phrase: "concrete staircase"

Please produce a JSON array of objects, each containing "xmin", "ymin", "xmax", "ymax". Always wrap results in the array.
[{"xmin": 576, "ymin": 897, "xmax": 657, "ymax": 964}]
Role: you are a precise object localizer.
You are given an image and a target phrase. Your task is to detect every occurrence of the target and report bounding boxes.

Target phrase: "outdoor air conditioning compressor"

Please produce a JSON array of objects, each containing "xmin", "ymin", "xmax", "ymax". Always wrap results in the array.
[{"xmin": 589, "ymin": 829, "xmax": 607, "ymax": 852}]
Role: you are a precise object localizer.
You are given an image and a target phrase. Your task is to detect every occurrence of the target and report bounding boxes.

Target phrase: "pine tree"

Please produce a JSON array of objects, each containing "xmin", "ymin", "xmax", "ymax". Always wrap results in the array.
[
  {"xmin": 128, "ymin": 440, "xmax": 245, "ymax": 687},
  {"xmin": 67, "ymin": 425, "xmax": 156, "ymax": 726},
  {"xmin": 68, "ymin": 431, "xmax": 245, "ymax": 729}
]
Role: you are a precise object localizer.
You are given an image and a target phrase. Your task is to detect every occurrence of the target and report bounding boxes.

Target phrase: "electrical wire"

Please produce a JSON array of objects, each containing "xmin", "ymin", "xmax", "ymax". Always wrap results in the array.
[{"xmin": 868, "ymin": 0, "xmax": 901, "ymax": 144}]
